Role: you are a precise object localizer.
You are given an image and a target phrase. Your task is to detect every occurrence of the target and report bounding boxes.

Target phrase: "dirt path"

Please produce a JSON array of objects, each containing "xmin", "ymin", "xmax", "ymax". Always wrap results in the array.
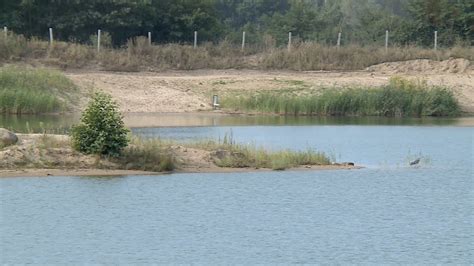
[{"xmin": 66, "ymin": 59, "xmax": 474, "ymax": 114}]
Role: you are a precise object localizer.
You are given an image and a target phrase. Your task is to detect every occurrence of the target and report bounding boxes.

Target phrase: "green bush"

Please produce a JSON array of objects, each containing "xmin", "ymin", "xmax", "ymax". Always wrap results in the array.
[{"xmin": 72, "ymin": 92, "xmax": 129, "ymax": 156}]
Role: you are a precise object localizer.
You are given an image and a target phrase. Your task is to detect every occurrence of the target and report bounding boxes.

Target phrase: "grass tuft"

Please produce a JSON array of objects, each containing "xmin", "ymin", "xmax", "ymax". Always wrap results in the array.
[
  {"xmin": 117, "ymin": 137, "xmax": 176, "ymax": 172},
  {"xmin": 191, "ymin": 133, "xmax": 331, "ymax": 170}
]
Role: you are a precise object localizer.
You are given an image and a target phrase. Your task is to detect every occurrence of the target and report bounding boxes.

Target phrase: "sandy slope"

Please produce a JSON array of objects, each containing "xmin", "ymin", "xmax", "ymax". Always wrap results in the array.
[{"xmin": 66, "ymin": 59, "xmax": 474, "ymax": 114}]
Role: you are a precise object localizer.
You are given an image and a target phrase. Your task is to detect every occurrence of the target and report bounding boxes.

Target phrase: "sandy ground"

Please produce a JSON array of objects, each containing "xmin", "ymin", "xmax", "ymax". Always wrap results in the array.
[
  {"xmin": 0, "ymin": 165, "xmax": 359, "ymax": 178},
  {"xmin": 66, "ymin": 59, "xmax": 474, "ymax": 114}
]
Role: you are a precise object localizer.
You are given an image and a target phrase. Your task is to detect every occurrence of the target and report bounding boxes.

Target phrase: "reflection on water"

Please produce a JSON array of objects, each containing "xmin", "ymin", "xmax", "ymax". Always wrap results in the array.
[{"xmin": 1, "ymin": 113, "xmax": 474, "ymax": 133}]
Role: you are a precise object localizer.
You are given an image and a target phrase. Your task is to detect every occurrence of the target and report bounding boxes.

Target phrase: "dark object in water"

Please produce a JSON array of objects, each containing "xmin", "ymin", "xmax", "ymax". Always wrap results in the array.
[{"xmin": 410, "ymin": 158, "xmax": 421, "ymax": 166}]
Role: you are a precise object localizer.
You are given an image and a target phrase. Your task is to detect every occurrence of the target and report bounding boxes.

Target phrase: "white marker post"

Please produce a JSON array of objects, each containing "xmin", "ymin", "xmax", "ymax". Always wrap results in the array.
[
  {"xmin": 337, "ymin": 32, "xmax": 341, "ymax": 48},
  {"xmin": 241, "ymin": 31, "xmax": 246, "ymax": 51},
  {"xmin": 148, "ymin": 32, "xmax": 152, "ymax": 46},
  {"xmin": 49, "ymin": 27, "xmax": 53, "ymax": 47},
  {"xmin": 288, "ymin": 32, "xmax": 292, "ymax": 52},
  {"xmin": 3, "ymin": 26, "xmax": 7, "ymax": 38},
  {"xmin": 194, "ymin": 31, "xmax": 197, "ymax": 49},
  {"xmin": 97, "ymin": 29, "xmax": 101, "ymax": 53},
  {"xmin": 434, "ymin": 30, "xmax": 438, "ymax": 51},
  {"xmin": 385, "ymin": 30, "xmax": 389, "ymax": 52}
]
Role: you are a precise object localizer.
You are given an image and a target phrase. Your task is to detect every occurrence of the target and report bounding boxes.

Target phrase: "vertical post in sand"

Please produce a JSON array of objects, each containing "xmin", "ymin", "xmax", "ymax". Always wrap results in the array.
[
  {"xmin": 194, "ymin": 31, "xmax": 197, "ymax": 49},
  {"xmin": 3, "ymin": 27, "xmax": 7, "ymax": 38},
  {"xmin": 49, "ymin": 27, "xmax": 53, "ymax": 47},
  {"xmin": 288, "ymin": 32, "xmax": 292, "ymax": 52},
  {"xmin": 241, "ymin": 31, "xmax": 246, "ymax": 51},
  {"xmin": 97, "ymin": 29, "xmax": 101, "ymax": 53},
  {"xmin": 434, "ymin": 30, "xmax": 438, "ymax": 51},
  {"xmin": 148, "ymin": 32, "xmax": 152, "ymax": 46},
  {"xmin": 385, "ymin": 30, "xmax": 389, "ymax": 52},
  {"xmin": 337, "ymin": 32, "xmax": 341, "ymax": 48}
]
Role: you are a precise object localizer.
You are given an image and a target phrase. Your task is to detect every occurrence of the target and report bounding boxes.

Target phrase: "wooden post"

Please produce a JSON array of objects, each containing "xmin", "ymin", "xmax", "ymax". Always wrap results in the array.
[
  {"xmin": 434, "ymin": 30, "xmax": 438, "ymax": 51},
  {"xmin": 148, "ymin": 32, "xmax": 152, "ymax": 46},
  {"xmin": 337, "ymin": 32, "xmax": 341, "ymax": 48},
  {"xmin": 97, "ymin": 29, "xmax": 101, "ymax": 53},
  {"xmin": 3, "ymin": 27, "xmax": 7, "ymax": 38},
  {"xmin": 385, "ymin": 30, "xmax": 389, "ymax": 52},
  {"xmin": 288, "ymin": 32, "xmax": 292, "ymax": 52},
  {"xmin": 194, "ymin": 31, "xmax": 197, "ymax": 49},
  {"xmin": 49, "ymin": 27, "xmax": 53, "ymax": 47},
  {"xmin": 241, "ymin": 31, "xmax": 246, "ymax": 51}
]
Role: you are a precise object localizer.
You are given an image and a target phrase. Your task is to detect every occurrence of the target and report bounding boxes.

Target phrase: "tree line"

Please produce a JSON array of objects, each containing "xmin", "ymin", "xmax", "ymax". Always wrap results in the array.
[{"xmin": 1, "ymin": 0, "xmax": 472, "ymax": 47}]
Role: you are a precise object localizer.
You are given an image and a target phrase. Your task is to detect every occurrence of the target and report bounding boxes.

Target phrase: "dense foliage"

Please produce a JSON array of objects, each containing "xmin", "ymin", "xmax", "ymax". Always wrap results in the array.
[
  {"xmin": 72, "ymin": 92, "xmax": 129, "ymax": 157},
  {"xmin": 1, "ymin": 0, "xmax": 472, "ymax": 47}
]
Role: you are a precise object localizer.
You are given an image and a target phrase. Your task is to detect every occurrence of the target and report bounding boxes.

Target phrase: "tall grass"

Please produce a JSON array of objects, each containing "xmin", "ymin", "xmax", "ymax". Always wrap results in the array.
[
  {"xmin": 221, "ymin": 78, "xmax": 460, "ymax": 117},
  {"xmin": 117, "ymin": 137, "xmax": 175, "ymax": 172},
  {"xmin": 192, "ymin": 133, "xmax": 331, "ymax": 170},
  {"xmin": 0, "ymin": 67, "xmax": 79, "ymax": 114},
  {"xmin": 1, "ymin": 33, "xmax": 472, "ymax": 71}
]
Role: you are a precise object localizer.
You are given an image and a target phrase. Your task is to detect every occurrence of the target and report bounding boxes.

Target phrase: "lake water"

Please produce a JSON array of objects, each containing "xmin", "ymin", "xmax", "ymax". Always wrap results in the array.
[{"xmin": 1, "ymin": 115, "xmax": 473, "ymax": 264}]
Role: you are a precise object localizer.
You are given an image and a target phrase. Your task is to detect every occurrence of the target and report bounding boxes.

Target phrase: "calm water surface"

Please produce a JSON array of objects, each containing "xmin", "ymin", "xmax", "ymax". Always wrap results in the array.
[{"xmin": 1, "ymin": 116, "xmax": 473, "ymax": 264}]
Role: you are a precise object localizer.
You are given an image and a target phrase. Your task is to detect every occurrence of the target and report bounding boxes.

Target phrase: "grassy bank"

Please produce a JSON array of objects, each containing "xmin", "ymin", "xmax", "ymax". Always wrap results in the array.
[
  {"xmin": 0, "ymin": 133, "xmax": 334, "ymax": 172},
  {"xmin": 0, "ymin": 67, "xmax": 79, "ymax": 114},
  {"xmin": 190, "ymin": 134, "xmax": 331, "ymax": 170},
  {"xmin": 221, "ymin": 78, "xmax": 460, "ymax": 117},
  {"xmin": 1, "ymin": 34, "xmax": 472, "ymax": 71}
]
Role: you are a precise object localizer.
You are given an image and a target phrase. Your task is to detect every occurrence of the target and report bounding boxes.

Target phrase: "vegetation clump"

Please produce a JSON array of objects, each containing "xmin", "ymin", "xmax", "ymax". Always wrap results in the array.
[
  {"xmin": 221, "ymin": 78, "xmax": 460, "ymax": 117},
  {"xmin": 192, "ymin": 134, "xmax": 331, "ymax": 170},
  {"xmin": 118, "ymin": 138, "xmax": 175, "ymax": 172},
  {"xmin": 0, "ymin": 67, "xmax": 78, "ymax": 114},
  {"xmin": 72, "ymin": 92, "xmax": 129, "ymax": 157}
]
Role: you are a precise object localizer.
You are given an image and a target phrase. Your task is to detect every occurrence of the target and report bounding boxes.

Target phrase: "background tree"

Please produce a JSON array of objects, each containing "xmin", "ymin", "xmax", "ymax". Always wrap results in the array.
[{"xmin": 0, "ymin": 0, "xmax": 471, "ymax": 46}]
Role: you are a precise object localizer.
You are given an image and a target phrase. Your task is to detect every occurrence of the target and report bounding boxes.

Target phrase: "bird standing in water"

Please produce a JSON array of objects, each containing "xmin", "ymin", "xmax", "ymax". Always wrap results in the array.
[{"xmin": 410, "ymin": 158, "xmax": 421, "ymax": 166}]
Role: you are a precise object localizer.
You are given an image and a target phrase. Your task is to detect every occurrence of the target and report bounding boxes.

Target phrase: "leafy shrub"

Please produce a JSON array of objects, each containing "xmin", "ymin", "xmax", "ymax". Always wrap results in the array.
[{"xmin": 72, "ymin": 92, "xmax": 129, "ymax": 156}]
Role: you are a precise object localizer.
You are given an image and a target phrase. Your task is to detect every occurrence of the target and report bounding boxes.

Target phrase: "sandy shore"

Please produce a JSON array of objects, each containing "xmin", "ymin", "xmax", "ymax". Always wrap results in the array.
[
  {"xmin": 0, "ymin": 164, "xmax": 360, "ymax": 178},
  {"xmin": 0, "ymin": 134, "xmax": 359, "ymax": 178},
  {"xmin": 66, "ymin": 59, "xmax": 474, "ymax": 114}
]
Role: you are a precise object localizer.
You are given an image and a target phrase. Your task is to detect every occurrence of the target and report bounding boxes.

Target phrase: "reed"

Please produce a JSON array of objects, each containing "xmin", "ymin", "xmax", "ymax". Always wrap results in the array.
[
  {"xmin": 0, "ymin": 67, "xmax": 79, "ymax": 114},
  {"xmin": 221, "ymin": 77, "xmax": 460, "ymax": 117},
  {"xmin": 191, "ymin": 133, "xmax": 331, "ymax": 170},
  {"xmin": 117, "ymin": 137, "xmax": 176, "ymax": 172}
]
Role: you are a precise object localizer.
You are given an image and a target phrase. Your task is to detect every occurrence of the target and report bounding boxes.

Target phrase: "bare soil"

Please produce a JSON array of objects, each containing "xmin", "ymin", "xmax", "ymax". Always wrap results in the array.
[{"xmin": 66, "ymin": 59, "xmax": 474, "ymax": 114}]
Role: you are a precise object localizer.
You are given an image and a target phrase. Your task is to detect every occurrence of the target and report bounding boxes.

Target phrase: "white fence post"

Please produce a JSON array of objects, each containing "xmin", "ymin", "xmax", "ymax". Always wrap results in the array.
[
  {"xmin": 434, "ymin": 30, "xmax": 438, "ymax": 51},
  {"xmin": 385, "ymin": 30, "xmax": 389, "ymax": 52},
  {"xmin": 148, "ymin": 32, "xmax": 152, "ymax": 46},
  {"xmin": 241, "ymin": 31, "xmax": 246, "ymax": 51},
  {"xmin": 337, "ymin": 32, "xmax": 341, "ymax": 48},
  {"xmin": 288, "ymin": 32, "xmax": 292, "ymax": 52},
  {"xmin": 3, "ymin": 27, "xmax": 7, "ymax": 38},
  {"xmin": 194, "ymin": 31, "xmax": 197, "ymax": 48},
  {"xmin": 97, "ymin": 29, "xmax": 101, "ymax": 53},
  {"xmin": 49, "ymin": 27, "xmax": 53, "ymax": 47}
]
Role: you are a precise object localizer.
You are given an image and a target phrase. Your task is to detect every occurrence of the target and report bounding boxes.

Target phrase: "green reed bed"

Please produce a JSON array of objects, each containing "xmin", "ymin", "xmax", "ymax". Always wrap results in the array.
[
  {"xmin": 0, "ymin": 67, "xmax": 78, "ymax": 114},
  {"xmin": 221, "ymin": 78, "xmax": 460, "ymax": 117}
]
